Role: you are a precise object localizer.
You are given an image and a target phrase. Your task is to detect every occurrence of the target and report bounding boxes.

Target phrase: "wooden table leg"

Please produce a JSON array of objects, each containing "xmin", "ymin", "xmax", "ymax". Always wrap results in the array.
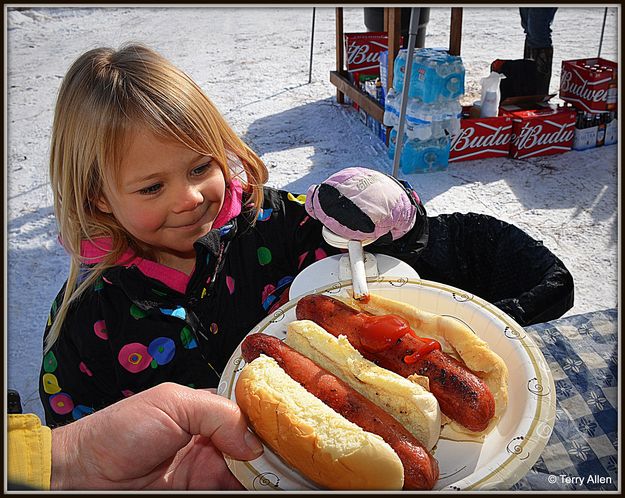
[
  {"xmin": 449, "ymin": 8, "xmax": 463, "ymax": 56},
  {"xmin": 335, "ymin": 7, "xmax": 345, "ymax": 104},
  {"xmin": 386, "ymin": 7, "xmax": 401, "ymax": 92},
  {"xmin": 385, "ymin": 8, "xmax": 402, "ymax": 145}
]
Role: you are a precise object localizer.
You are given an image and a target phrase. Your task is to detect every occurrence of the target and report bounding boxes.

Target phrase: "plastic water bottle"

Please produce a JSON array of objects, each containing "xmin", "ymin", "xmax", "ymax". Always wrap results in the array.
[
  {"xmin": 447, "ymin": 101, "xmax": 462, "ymax": 136},
  {"xmin": 393, "ymin": 49, "xmax": 408, "ymax": 93},
  {"xmin": 387, "ymin": 127, "xmax": 402, "ymax": 160},
  {"xmin": 429, "ymin": 103, "xmax": 443, "ymax": 139},
  {"xmin": 399, "ymin": 137, "xmax": 419, "ymax": 171},
  {"xmin": 383, "ymin": 88, "xmax": 401, "ymax": 127},
  {"xmin": 435, "ymin": 101, "xmax": 462, "ymax": 137},
  {"xmin": 403, "ymin": 135, "xmax": 451, "ymax": 174},
  {"xmin": 400, "ymin": 135, "xmax": 451, "ymax": 174},
  {"xmin": 406, "ymin": 50, "xmax": 465, "ymax": 103},
  {"xmin": 405, "ymin": 99, "xmax": 432, "ymax": 140},
  {"xmin": 407, "ymin": 55, "xmax": 432, "ymax": 102},
  {"xmin": 411, "ymin": 52, "xmax": 445, "ymax": 103},
  {"xmin": 439, "ymin": 56, "xmax": 465, "ymax": 100}
]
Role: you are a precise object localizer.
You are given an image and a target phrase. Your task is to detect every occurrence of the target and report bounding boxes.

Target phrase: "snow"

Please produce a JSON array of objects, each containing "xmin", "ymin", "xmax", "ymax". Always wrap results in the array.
[{"xmin": 6, "ymin": 6, "xmax": 619, "ymax": 420}]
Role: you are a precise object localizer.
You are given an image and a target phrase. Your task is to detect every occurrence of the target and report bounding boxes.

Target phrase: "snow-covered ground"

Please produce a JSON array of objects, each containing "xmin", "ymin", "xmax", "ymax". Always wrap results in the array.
[{"xmin": 6, "ymin": 6, "xmax": 619, "ymax": 420}]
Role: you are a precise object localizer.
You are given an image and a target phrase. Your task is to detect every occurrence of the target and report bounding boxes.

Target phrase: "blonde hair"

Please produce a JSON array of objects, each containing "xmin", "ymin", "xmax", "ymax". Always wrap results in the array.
[{"xmin": 46, "ymin": 43, "xmax": 268, "ymax": 352}]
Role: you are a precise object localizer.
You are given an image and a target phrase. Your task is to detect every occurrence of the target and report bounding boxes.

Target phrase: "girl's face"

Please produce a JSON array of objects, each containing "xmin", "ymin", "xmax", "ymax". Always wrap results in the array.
[{"xmin": 97, "ymin": 129, "xmax": 226, "ymax": 273}]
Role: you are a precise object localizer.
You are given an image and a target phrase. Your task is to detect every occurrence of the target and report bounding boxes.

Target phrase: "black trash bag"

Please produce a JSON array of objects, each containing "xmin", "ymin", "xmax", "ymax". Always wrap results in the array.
[
  {"xmin": 491, "ymin": 59, "xmax": 543, "ymax": 101},
  {"xmin": 410, "ymin": 212, "xmax": 574, "ymax": 326}
]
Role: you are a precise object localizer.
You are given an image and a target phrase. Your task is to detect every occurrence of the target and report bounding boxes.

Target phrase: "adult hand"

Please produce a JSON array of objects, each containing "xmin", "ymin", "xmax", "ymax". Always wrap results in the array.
[{"xmin": 50, "ymin": 383, "xmax": 263, "ymax": 490}]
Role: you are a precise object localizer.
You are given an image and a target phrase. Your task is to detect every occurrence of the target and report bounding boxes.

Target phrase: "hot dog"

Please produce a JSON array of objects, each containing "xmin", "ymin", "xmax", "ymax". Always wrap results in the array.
[
  {"xmin": 295, "ymin": 294, "xmax": 508, "ymax": 437},
  {"xmin": 237, "ymin": 332, "xmax": 440, "ymax": 490},
  {"xmin": 285, "ymin": 319, "xmax": 441, "ymax": 451}
]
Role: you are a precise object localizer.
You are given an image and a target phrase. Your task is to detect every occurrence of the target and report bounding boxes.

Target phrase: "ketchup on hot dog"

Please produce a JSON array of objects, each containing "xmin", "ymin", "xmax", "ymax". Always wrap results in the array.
[{"xmin": 358, "ymin": 313, "xmax": 441, "ymax": 364}]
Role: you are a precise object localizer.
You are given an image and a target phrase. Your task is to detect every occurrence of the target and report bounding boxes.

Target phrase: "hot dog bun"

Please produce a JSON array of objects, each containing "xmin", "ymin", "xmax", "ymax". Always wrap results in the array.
[
  {"xmin": 235, "ymin": 354, "xmax": 405, "ymax": 490},
  {"xmin": 285, "ymin": 319, "xmax": 441, "ymax": 450},
  {"xmin": 346, "ymin": 293, "xmax": 509, "ymax": 441}
]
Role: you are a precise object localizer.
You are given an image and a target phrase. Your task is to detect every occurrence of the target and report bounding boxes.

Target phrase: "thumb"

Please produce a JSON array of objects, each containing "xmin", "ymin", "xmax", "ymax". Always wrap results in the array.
[{"xmin": 163, "ymin": 385, "xmax": 264, "ymax": 461}]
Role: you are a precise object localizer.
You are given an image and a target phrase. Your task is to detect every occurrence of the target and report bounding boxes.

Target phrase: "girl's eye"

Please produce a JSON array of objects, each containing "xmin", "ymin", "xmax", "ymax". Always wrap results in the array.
[
  {"xmin": 191, "ymin": 161, "xmax": 212, "ymax": 176},
  {"xmin": 139, "ymin": 183, "xmax": 162, "ymax": 195}
]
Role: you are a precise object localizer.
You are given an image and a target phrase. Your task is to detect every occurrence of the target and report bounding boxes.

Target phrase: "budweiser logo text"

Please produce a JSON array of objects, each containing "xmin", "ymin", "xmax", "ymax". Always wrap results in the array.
[
  {"xmin": 448, "ymin": 110, "xmax": 513, "ymax": 162},
  {"xmin": 512, "ymin": 121, "xmax": 575, "ymax": 150},
  {"xmin": 451, "ymin": 125, "xmax": 512, "ymax": 151},
  {"xmin": 560, "ymin": 70, "xmax": 608, "ymax": 103},
  {"xmin": 344, "ymin": 33, "xmax": 393, "ymax": 75},
  {"xmin": 347, "ymin": 42, "xmax": 384, "ymax": 66}
]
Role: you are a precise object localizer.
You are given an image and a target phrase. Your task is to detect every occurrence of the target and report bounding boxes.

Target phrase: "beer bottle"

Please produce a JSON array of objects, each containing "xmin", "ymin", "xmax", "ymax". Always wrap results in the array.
[
  {"xmin": 606, "ymin": 71, "xmax": 617, "ymax": 111},
  {"xmin": 596, "ymin": 113, "xmax": 606, "ymax": 147}
]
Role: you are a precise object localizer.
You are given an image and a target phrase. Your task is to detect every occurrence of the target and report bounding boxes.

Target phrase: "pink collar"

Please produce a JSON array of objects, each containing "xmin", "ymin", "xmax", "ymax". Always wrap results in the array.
[
  {"xmin": 79, "ymin": 179, "xmax": 243, "ymax": 294},
  {"xmin": 213, "ymin": 178, "xmax": 243, "ymax": 230}
]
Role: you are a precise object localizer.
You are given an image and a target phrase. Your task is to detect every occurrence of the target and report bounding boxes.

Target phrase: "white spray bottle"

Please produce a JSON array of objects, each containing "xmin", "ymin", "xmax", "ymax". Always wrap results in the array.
[{"xmin": 479, "ymin": 71, "xmax": 506, "ymax": 118}]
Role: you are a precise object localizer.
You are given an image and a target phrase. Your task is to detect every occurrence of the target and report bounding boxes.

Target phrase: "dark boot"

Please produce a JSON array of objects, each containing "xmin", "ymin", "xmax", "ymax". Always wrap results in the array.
[{"xmin": 525, "ymin": 46, "xmax": 554, "ymax": 95}]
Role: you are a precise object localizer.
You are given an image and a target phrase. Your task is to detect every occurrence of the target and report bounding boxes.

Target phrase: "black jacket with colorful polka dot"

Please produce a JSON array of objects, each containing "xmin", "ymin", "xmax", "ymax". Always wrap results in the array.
[{"xmin": 39, "ymin": 186, "xmax": 429, "ymax": 426}]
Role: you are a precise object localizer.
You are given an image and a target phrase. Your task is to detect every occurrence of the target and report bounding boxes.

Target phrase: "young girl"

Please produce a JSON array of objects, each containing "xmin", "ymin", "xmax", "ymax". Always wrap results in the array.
[{"xmin": 39, "ymin": 44, "xmax": 428, "ymax": 426}]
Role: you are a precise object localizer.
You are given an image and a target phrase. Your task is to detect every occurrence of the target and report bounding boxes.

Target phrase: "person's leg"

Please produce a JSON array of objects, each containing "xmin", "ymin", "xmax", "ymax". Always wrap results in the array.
[
  {"xmin": 523, "ymin": 8, "xmax": 558, "ymax": 94},
  {"xmin": 524, "ymin": 7, "xmax": 557, "ymax": 49},
  {"xmin": 519, "ymin": 8, "xmax": 529, "ymax": 34},
  {"xmin": 519, "ymin": 8, "xmax": 531, "ymax": 58}
]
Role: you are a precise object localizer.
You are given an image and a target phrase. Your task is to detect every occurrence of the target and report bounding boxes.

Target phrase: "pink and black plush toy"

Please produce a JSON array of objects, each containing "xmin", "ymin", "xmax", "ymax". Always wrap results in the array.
[{"xmin": 305, "ymin": 167, "xmax": 425, "ymax": 244}]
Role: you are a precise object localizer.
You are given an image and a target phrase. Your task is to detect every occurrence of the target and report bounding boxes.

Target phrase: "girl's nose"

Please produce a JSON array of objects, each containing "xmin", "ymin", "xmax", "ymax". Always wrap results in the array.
[{"xmin": 172, "ymin": 184, "xmax": 204, "ymax": 213}]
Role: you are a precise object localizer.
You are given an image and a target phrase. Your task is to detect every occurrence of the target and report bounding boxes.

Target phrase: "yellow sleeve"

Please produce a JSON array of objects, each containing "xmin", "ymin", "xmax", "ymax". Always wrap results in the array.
[{"xmin": 7, "ymin": 414, "xmax": 52, "ymax": 490}]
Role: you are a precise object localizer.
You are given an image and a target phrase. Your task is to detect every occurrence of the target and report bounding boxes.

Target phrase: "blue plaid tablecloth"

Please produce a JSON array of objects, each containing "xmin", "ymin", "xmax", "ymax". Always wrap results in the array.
[{"xmin": 512, "ymin": 308, "xmax": 619, "ymax": 491}]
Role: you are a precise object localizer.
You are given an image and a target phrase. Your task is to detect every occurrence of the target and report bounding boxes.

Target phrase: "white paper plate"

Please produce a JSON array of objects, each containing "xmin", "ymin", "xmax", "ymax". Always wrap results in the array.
[{"xmin": 218, "ymin": 278, "xmax": 556, "ymax": 491}]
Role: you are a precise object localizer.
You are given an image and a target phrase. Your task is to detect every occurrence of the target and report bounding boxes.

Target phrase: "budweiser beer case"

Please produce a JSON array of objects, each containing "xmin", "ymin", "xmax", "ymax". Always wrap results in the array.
[
  {"xmin": 344, "ymin": 32, "xmax": 391, "ymax": 77},
  {"xmin": 559, "ymin": 57, "xmax": 618, "ymax": 113},
  {"xmin": 450, "ymin": 104, "xmax": 576, "ymax": 161},
  {"xmin": 449, "ymin": 106, "xmax": 513, "ymax": 162},
  {"xmin": 502, "ymin": 106, "xmax": 577, "ymax": 159}
]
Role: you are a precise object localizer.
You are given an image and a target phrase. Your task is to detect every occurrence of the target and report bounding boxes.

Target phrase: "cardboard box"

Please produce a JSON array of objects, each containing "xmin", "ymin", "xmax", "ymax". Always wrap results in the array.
[
  {"xmin": 573, "ymin": 111, "xmax": 618, "ymax": 150},
  {"xmin": 498, "ymin": 94, "xmax": 557, "ymax": 115},
  {"xmin": 504, "ymin": 107, "xmax": 577, "ymax": 159},
  {"xmin": 559, "ymin": 57, "xmax": 617, "ymax": 113},
  {"xmin": 344, "ymin": 32, "xmax": 391, "ymax": 76},
  {"xmin": 449, "ymin": 106, "xmax": 513, "ymax": 162},
  {"xmin": 572, "ymin": 123, "xmax": 598, "ymax": 151},
  {"xmin": 604, "ymin": 117, "xmax": 618, "ymax": 146}
]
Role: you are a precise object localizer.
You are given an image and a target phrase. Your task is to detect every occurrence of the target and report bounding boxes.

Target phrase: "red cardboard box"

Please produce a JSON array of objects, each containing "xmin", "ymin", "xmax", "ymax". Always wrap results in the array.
[
  {"xmin": 503, "ymin": 107, "xmax": 576, "ymax": 159},
  {"xmin": 559, "ymin": 58, "xmax": 617, "ymax": 113},
  {"xmin": 344, "ymin": 32, "xmax": 391, "ymax": 76},
  {"xmin": 449, "ymin": 106, "xmax": 513, "ymax": 162}
]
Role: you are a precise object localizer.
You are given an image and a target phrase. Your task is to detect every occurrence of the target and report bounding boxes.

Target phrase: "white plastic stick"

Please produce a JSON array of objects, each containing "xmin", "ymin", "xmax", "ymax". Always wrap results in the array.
[
  {"xmin": 347, "ymin": 239, "xmax": 369, "ymax": 300},
  {"xmin": 321, "ymin": 227, "xmax": 373, "ymax": 299}
]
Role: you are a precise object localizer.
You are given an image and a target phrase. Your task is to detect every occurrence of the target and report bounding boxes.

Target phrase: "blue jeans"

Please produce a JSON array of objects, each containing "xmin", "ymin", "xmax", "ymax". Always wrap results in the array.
[{"xmin": 519, "ymin": 7, "xmax": 558, "ymax": 48}]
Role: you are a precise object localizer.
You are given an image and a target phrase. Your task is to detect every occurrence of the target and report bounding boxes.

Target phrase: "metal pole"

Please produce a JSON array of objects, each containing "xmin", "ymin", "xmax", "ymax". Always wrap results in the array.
[
  {"xmin": 392, "ymin": 8, "xmax": 420, "ymax": 178},
  {"xmin": 309, "ymin": 8, "xmax": 316, "ymax": 84},
  {"xmin": 598, "ymin": 7, "xmax": 608, "ymax": 57}
]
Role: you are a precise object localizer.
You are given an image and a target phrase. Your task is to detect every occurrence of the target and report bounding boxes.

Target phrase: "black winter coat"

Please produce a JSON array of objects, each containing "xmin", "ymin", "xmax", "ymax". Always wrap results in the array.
[{"xmin": 39, "ymin": 186, "xmax": 428, "ymax": 426}]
